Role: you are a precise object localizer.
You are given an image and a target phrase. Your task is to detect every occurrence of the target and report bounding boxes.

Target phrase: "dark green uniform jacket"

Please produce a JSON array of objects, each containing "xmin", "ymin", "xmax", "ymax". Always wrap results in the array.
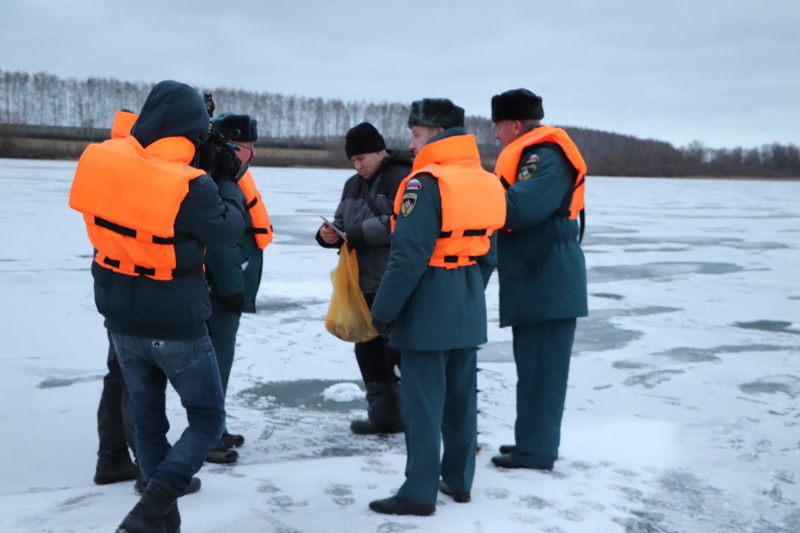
[
  {"xmin": 371, "ymin": 129, "xmax": 497, "ymax": 351},
  {"xmin": 497, "ymin": 134, "xmax": 588, "ymax": 327},
  {"xmin": 205, "ymin": 205, "xmax": 263, "ymax": 314}
]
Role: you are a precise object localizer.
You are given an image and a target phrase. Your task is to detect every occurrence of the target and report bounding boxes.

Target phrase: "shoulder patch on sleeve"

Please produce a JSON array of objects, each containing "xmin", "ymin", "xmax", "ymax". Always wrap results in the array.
[
  {"xmin": 405, "ymin": 178, "xmax": 422, "ymax": 191},
  {"xmin": 400, "ymin": 192, "xmax": 418, "ymax": 217},
  {"xmin": 518, "ymin": 153, "xmax": 539, "ymax": 182}
]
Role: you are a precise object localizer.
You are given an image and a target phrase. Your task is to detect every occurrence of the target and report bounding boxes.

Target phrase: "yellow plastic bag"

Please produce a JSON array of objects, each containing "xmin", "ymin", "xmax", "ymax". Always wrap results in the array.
[{"xmin": 325, "ymin": 242, "xmax": 379, "ymax": 342}]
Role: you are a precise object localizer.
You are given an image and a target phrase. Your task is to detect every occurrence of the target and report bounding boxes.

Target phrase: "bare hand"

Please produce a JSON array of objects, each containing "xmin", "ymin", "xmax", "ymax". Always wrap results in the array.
[{"xmin": 320, "ymin": 224, "xmax": 342, "ymax": 244}]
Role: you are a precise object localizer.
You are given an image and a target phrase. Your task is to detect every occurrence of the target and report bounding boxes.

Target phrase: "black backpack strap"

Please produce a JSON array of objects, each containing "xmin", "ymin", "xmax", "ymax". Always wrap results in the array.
[{"xmin": 360, "ymin": 180, "xmax": 384, "ymax": 217}]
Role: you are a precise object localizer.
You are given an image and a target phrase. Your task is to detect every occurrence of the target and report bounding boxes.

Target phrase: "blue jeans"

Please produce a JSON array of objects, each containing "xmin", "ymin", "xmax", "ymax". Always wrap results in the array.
[{"xmin": 110, "ymin": 332, "xmax": 225, "ymax": 491}]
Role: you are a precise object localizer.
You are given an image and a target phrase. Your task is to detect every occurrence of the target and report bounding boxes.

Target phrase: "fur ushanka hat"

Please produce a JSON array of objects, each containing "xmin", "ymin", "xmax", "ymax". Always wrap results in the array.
[
  {"xmin": 407, "ymin": 98, "xmax": 465, "ymax": 130},
  {"xmin": 491, "ymin": 89, "xmax": 544, "ymax": 122}
]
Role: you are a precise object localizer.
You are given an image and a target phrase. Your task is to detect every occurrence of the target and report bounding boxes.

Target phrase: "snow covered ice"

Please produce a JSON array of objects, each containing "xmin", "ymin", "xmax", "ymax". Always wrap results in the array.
[{"xmin": 0, "ymin": 158, "xmax": 798, "ymax": 532}]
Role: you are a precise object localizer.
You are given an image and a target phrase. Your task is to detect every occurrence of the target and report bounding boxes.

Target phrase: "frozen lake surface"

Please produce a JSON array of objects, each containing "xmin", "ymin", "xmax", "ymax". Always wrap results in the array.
[{"xmin": 0, "ymin": 158, "xmax": 798, "ymax": 532}]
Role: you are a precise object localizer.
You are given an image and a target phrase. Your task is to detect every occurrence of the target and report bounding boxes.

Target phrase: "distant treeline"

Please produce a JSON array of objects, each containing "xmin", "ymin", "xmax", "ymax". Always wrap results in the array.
[{"xmin": 1, "ymin": 70, "xmax": 797, "ymax": 177}]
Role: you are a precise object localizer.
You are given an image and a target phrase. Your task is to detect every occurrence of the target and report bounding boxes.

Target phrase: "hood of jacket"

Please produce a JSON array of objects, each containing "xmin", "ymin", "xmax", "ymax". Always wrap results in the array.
[
  {"xmin": 382, "ymin": 149, "xmax": 415, "ymax": 169},
  {"xmin": 131, "ymin": 80, "xmax": 209, "ymax": 149}
]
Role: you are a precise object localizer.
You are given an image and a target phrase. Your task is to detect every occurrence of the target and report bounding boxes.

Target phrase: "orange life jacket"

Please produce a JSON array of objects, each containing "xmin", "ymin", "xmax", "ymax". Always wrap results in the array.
[
  {"xmin": 238, "ymin": 170, "xmax": 273, "ymax": 249},
  {"xmin": 110, "ymin": 110, "xmax": 138, "ymax": 139},
  {"xmin": 69, "ymin": 134, "xmax": 206, "ymax": 280},
  {"xmin": 393, "ymin": 135, "xmax": 506, "ymax": 268},
  {"xmin": 494, "ymin": 125, "xmax": 586, "ymax": 222},
  {"xmin": 109, "ymin": 110, "xmax": 273, "ymax": 250}
]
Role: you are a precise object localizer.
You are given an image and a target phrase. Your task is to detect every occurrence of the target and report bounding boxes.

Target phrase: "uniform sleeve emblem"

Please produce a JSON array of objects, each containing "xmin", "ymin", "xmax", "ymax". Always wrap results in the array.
[
  {"xmin": 405, "ymin": 178, "xmax": 422, "ymax": 191},
  {"xmin": 401, "ymin": 192, "xmax": 418, "ymax": 217},
  {"xmin": 518, "ymin": 153, "xmax": 540, "ymax": 182}
]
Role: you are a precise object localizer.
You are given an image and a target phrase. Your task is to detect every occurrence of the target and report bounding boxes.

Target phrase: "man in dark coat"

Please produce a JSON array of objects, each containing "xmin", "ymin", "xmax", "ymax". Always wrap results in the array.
[
  {"xmin": 488, "ymin": 88, "xmax": 588, "ymax": 472},
  {"xmin": 204, "ymin": 113, "xmax": 271, "ymax": 464},
  {"xmin": 92, "ymin": 109, "xmax": 200, "ymax": 496},
  {"xmin": 316, "ymin": 122, "xmax": 413, "ymax": 434},
  {"xmin": 70, "ymin": 80, "xmax": 246, "ymax": 533}
]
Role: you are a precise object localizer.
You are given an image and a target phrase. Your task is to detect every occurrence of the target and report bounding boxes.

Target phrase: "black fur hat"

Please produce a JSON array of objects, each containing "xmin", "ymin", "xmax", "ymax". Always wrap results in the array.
[
  {"xmin": 407, "ymin": 98, "xmax": 465, "ymax": 129},
  {"xmin": 345, "ymin": 122, "xmax": 386, "ymax": 158},
  {"xmin": 491, "ymin": 89, "xmax": 544, "ymax": 122},
  {"xmin": 212, "ymin": 113, "xmax": 258, "ymax": 142}
]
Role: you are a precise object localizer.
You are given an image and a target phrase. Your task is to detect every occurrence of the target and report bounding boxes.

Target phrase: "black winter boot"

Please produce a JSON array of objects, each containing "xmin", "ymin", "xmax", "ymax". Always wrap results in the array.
[
  {"xmin": 117, "ymin": 478, "xmax": 182, "ymax": 533},
  {"xmin": 205, "ymin": 447, "xmax": 238, "ymax": 464},
  {"xmin": 369, "ymin": 495, "xmax": 435, "ymax": 516},
  {"xmin": 164, "ymin": 502, "xmax": 180, "ymax": 533},
  {"xmin": 351, "ymin": 381, "xmax": 403, "ymax": 435},
  {"xmin": 94, "ymin": 452, "xmax": 139, "ymax": 485},
  {"xmin": 135, "ymin": 477, "xmax": 201, "ymax": 496},
  {"xmin": 221, "ymin": 431, "xmax": 244, "ymax": 448}
]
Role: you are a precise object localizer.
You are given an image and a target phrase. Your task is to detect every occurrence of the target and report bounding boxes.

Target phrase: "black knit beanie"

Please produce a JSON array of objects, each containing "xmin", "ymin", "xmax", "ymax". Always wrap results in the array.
[
  {"xmin": 212, "ymin": 113, "xmax": 258, "ymax": 142},
  {"xmin": 345, "ymin": 122, "xmax": 386, "ymax": 158},
  {"xmin": 491, "ymin": 89, "xmax": 544, "ymax": 122},
  {"xmin": 407, "ymin": 98, "xmax": 465, "ymax": 129}
]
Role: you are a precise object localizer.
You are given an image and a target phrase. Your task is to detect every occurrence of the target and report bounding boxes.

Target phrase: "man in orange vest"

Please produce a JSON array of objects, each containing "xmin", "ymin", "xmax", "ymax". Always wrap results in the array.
[
  {"xmin": 204, "ymin": 113, "xmax": 273, "ymax": 464},
  {"xmin": 70, "ymin": 80, "xmax": 247, "ymax": 533},
  {"xmin": 488, "ymin": 89, "xmax": 588, "ymax": 472},
  {"xmin": 92, "ymin": 110, "xmax": 197, "ymax": 495},
  {"xmin": 368, "ymin": 99, "xmax": 506, "ymax": 516}
]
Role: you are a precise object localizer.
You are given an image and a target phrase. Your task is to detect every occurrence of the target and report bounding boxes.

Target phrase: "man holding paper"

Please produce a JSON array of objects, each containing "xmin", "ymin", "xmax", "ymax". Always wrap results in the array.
[{"xmin": 316, "ymin": 122, "xmax": 413, "ymax": 434}]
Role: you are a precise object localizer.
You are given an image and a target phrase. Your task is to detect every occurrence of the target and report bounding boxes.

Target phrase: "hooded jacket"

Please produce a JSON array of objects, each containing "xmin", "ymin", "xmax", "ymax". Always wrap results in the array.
[{"xmin": 70, "ymin": 80, "xmax": 247, "ymax": 339}]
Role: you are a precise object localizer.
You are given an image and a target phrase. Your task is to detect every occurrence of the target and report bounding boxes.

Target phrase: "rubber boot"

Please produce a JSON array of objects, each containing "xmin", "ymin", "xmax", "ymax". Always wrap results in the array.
[
  {"xmin": 116, "ymin": 478, "xmax": 182, "ymax": 533},
  {"xmin": 350, "ymin": 381, "xmax": 403, "ymax": 434}
]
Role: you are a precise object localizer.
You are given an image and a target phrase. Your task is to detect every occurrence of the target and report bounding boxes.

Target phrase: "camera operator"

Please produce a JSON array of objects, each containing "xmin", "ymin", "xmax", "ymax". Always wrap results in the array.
[{"xmin": 70, "ymin": 80, "xmax": 246, "ymax": 533}]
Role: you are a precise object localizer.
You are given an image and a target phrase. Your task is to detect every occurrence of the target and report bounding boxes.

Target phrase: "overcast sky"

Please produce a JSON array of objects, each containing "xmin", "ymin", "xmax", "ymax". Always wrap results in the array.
[{"xmin": 2, "ymin": 0, "xmax": 798, "ymax": 149}]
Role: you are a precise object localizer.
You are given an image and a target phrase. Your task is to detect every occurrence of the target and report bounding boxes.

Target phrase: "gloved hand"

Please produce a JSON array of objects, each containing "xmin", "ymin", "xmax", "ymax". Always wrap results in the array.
[
  {"xmin": 210, "ymin": 142, "xmax": 242, "ymax": 184},
  {"xmin": 220, "ymin": 292, "xmax": 245, "ymax": 313},
  {"xmin": 372, "ymin": 317, "xmax": 395, "ymax": 338}
]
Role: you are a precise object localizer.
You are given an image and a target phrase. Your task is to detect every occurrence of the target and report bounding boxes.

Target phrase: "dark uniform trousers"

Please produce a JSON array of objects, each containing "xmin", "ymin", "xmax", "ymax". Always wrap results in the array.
[
  {"xmin": 356, "ymin": 293, "xmax": 401, "ymax": 383},
  {"xmin": 397, "ymin": 347, "xmax": 477, "ymax": 505},
  {"xmin": 208, "ymin": 310, "xmax": 242, "ymax": 397},
  {"xmin": 97, "ymin": 335, "xmax": 136, "ymax": 457},
  {"xmin": 511, "ymin": 318, "xmax": 576, "ymax": 469}
]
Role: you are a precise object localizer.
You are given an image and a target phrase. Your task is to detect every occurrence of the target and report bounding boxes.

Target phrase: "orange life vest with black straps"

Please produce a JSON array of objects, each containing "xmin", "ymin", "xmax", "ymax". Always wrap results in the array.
[
  {"xmin": 109, "ymin": 110, "xmax": 273, "ymax": 251},
  {"xmin": 494, "ymin": 126, "xmax": 587, "ymax": 239},
  {"xmin": 392, "ymin": 134, "xmax": 506, "ymax": 268},
  {"xmin": 237, "ymin": 169, "xmax": 273, "ymax": 250},
  {"xmin": 70, "ymin": 134, "xmax": 206, "ymax": 280}
]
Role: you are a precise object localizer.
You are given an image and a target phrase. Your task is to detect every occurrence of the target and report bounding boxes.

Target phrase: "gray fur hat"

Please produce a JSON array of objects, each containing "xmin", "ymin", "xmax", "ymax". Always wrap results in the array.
[{"xmin": 407, "ymin": 98, "xmax": 465, "ymax": 129}]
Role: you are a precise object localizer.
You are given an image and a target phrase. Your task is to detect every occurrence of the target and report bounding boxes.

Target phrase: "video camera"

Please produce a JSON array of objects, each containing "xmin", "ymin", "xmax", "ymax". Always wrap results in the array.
[{"xmin": 193, "ymin": 93, "xmax": 245, "ymax": 182}]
